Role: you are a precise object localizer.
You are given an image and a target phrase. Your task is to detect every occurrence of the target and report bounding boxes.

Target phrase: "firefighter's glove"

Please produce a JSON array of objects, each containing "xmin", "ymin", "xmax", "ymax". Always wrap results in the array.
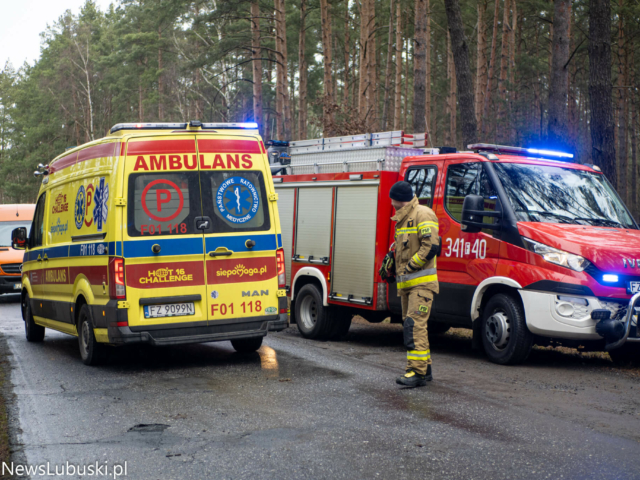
[
  {"xmin": 379, "ymin": 251, "xmax": 396, "ymax": 283},
  {"xmin": 405, "ymin": 261, "xmax": 420, "ymax": 274}
]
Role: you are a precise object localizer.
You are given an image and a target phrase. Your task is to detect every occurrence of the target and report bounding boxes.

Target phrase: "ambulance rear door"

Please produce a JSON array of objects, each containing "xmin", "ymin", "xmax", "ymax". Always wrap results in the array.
[
  {"xmin": 123, "ymin": 135, "xmax": 208, "ymax": 328},
  {"xmin": 196, "ymin": 135, "xmax": 280, "ymax": 323}
]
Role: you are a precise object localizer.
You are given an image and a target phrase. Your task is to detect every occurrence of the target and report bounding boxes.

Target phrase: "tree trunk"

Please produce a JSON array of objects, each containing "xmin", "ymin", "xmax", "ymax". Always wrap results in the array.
[
  {"xmin": 617, "ymin": 0, "xmax": 627, "ymax": 202},
  {"xmin": 343, "ymin": 5, "xmax": 351, "ymax": 106},
  {"xmin": 547, "ymin": 0, "xmax": 572, "ymax": 149},
  {"xmin": 426, "ymin": 0, "xmax": 432, "ymax": 140},
  {"xmin": 158, "ymin": 28, "xmax": 164, "ymax": 120},
  {"xmin": 381, "ymin": 0, "xmax": 395, "ymax": 130},
  {"xmin": 447, "ymin": 32, "xmax": 457, "ymax": 146},
  {"xmin": 496, "ymin": 0, "xmax": 510, "ymax": 142},
  {"xmin": 445, "ymin": 0, "xmax": 478, "ymax": 147},
  {"xmin": 275, "ymin": 1, "xmax": 284, "ymax": 139},
  {"xmin": 393, "ymin": 4, "xmax": 403, "ymax": 130},
  {"xmin": 509, "ymin": 0, "xmax": 518, "ymax": 143},
  {"xmin": 589, "ymin": 0, "xmax": 616, "ymax": 185},
  {"xmin": 412, "ymin": 0, "xmax": 428, "ymax": 133},
  {"xmin": 482, "ymin": 0, "xmax": 501, "ymax": 137},
  {"xmin": 403, "ymin": 37, "xmax": 410, "ymax": 130},
  {"xmin": 279, "ymin": 0, "xmax": 292, "ymax": 139},
  {"xmin": 358, "ymin": 0, "xmax": 370, "ymax": 119},
  {"xmin": 476, "ymin": 0, "xmax": 488, "ymax": 130},
  {"xmin": 319, "ymin": 0, "xmax": 334, "ymax": 136},
  {"xmin": 628, "ymin": 33, "xmax": 637, "ymax": 217},
  {"xmin": 251, "ymin": 1, "xmax": 264, "ymax": 138},
  {"xmin": 298, "ymin": 0, "xmax": 308, "ymax": 140}
]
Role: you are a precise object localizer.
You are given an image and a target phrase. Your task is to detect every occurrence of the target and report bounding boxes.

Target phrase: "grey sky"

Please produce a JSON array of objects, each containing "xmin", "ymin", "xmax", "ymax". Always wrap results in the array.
[{"xmin": 1, "ymin": 0, "xmax": 113, "ymax": 69}]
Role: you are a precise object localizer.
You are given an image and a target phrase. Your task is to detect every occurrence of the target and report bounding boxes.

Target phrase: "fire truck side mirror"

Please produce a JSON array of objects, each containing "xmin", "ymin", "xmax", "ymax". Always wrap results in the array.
[{"xmin": 461, "ymin": 195, "xmax": 501, "ymax": 233}]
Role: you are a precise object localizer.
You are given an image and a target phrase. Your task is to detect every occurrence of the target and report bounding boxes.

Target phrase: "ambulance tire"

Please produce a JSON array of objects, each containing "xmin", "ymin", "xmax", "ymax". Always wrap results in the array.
[
  {"xmin": 295, "ymin": 284, "xmax": 334, "ymax": 340},
  {"xmin": 481, "ymin": 293, "xmax": 533, "ymax": 365},
  {"xmin": 231, "ymin": 336, "xmax": 263, "ymax": 353},
  {"xmin": 78, "ymin": 304, "xmax": 106, "ymax": 366},
  {"xmin": 23, "ymin": 294, "xmax": 45, "ymax": 342}
]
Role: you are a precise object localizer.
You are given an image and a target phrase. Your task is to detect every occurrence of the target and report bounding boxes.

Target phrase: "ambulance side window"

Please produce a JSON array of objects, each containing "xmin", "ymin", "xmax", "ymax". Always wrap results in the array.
[
  {"xmin": 127, "ymin": 173, "xmax": 200, "ymax": 237},
  {"xmin": 405, "ymin": 167, "xmax": 437, "ymax": 207},
  {"xmin": 29, "ymin": 193, "xmax": 46, "ymax": 249},
  {"xmin": 445, "ymin": 163, "xmax": 499, "ymax": 223}
]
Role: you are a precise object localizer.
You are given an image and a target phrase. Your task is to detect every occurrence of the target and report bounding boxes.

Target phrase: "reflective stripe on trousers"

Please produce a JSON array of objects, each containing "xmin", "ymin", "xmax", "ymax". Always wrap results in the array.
[{"xmin": 397, "ymin": 268, "xmax": 437, "ymax": 289}]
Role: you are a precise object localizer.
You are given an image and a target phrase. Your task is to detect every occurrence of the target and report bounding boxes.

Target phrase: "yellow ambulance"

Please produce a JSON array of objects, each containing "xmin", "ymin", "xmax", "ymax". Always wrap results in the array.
[{"xmin": 11, "ymin": 121, "xmax": 288, "ymax": 365}]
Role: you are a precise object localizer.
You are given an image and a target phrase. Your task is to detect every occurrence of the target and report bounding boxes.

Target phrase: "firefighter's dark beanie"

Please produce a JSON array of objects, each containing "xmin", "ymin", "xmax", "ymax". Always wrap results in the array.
[{"xmin": 389, "ymin": 181, "xmax": 414, "ymax": 202}]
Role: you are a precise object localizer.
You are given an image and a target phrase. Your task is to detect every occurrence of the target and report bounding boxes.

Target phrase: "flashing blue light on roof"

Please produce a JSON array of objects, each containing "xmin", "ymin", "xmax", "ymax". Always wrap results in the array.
[
  {"xmin": 602, "ymin": 274, "xmax": 619, "ymax": 283},
  {"xmin": 526, "ymin": 148, "xmax": 574, "ymax": 159},
  {"xmin": 239, "ymin": 122, "xmax": 258, "ymax": 129}
]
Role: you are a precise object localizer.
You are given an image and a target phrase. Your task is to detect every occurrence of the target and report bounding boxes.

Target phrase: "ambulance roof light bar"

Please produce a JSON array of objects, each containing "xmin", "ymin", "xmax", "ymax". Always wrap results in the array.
[
  {"xmin": 110, "ymin": 121, "xmax": 259, "ymax": 134},
  {"xmin": 468, "ymin": 143, "xmax": 574, "ymax": 159}
]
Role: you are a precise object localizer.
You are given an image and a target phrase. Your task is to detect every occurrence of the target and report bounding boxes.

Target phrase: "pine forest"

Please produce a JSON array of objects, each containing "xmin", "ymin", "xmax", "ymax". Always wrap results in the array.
[{"xmin": 0, "ymin": 0, "xmax": 639, "ymax": 217}]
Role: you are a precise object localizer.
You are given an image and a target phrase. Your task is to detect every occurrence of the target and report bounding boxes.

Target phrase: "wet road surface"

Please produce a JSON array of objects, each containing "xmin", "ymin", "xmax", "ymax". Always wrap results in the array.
[{"xmin": 2, "ymin": 293, "xmax": 640, "ymax": 479}]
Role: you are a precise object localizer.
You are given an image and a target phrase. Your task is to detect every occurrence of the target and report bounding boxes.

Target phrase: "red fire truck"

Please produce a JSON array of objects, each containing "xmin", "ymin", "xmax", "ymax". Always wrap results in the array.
[{"xmin": 273, "ymin": 135, "xmax": 640, "ymax": 365}]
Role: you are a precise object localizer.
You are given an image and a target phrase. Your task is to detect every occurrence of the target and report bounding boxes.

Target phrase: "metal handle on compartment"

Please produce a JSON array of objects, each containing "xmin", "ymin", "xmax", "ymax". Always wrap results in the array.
[{"xmin": 208, "ymin": 248, "xmax": 234, "ymax": 257}]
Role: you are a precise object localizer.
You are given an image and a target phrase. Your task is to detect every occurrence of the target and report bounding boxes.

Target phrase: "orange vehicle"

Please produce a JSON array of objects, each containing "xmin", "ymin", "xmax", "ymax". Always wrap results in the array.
[{"xmin": 0, "ymin": 205, "xmax": 35, "ymax": 294}]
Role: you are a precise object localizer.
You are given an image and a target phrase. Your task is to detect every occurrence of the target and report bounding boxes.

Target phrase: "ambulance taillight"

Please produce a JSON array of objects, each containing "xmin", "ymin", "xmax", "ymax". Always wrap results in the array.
[
  {"xmin": 109, "ymin": 257, "xmax": 126, "ymax": 299},
  {"xmin": 276, "ymin": 248, "xmax": 286, "ymax": 288}
]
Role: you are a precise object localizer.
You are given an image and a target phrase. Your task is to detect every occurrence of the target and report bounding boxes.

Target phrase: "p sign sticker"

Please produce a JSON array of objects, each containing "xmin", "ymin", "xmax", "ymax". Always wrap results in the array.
[
  {"xmin": 141, "ymin": 179, "xmax": 185, "ymax": 222},
  {"xmin": 216, "ymin": 176, "xmax": 260, "ymax": 224}
]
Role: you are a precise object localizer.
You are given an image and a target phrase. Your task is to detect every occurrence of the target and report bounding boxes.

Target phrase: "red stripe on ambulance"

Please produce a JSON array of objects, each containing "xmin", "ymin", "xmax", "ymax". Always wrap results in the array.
[
  {"xmin": 49, "ymin": 143, "xmax": 118, "ymax": 173},
  {"xmin": 197, "ymin": 139, "xmax": 261, "ymax": 154},
  {"xmin": 126, "ymin": 261, "xmax": 205, "ymax": 289},
  {"xmin": 127, "ymin": 140, "xmax": 197, "ymax": 155}
]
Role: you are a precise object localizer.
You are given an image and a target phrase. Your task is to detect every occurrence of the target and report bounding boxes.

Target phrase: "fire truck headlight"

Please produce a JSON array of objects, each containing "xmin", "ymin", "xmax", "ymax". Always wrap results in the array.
[{"xmin": 523, "ymin": 238, "xmax": 590, "ymax": 272}]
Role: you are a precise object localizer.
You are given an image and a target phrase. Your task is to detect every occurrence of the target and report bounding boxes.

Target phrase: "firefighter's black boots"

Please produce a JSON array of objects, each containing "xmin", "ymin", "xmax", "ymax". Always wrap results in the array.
[{"xmin": 396, "ymin": 365, "xmax": 432, "ymax": 387}]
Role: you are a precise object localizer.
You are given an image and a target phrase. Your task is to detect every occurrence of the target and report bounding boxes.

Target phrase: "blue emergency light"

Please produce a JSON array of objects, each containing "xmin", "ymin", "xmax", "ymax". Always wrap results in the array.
[{"xmin": 468, "ymin": 144, "xmax": 574, "ymax": 160}]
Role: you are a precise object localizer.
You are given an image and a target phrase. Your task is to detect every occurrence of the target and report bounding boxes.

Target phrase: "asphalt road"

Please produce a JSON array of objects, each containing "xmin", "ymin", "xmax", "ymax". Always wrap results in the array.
[{"xmin": 2, "ymin": 293, "xmax": 640, "ymax": 479}]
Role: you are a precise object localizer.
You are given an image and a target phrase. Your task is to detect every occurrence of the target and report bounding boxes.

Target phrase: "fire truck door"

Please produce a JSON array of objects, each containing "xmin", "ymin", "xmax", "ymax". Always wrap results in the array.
[{"xmin": 435, "ymin": 161, "xmax": 500, "ymax": 321}]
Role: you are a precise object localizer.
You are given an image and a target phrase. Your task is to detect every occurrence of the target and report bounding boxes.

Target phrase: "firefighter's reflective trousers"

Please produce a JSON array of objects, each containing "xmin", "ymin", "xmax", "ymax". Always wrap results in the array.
[{"xmin": 399, "ymin": 286, "xmax": 434, "ymax": 375}]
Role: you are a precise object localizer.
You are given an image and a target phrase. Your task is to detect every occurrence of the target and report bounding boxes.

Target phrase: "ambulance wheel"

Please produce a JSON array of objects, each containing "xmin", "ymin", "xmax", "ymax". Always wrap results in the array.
[
  {"xmin": 295, "ymin": 284, "xmax": 333, "ymax": 340},
  {"xmin": 23, "ymin": 294, "xmax": 45, "ymax": 342},
  {"xmin": 481, "ymin": 293, "xmax": 533, "ymax": 365},
  {"xmin": 231, "ymin": 336, "xmax": 263, "ymax": 353},
  {"xmin": 609, "ymin": 344, "xmax": 640, "ymax": 365},
  {"xmin": 78, "ymin": 304, "xmax": 106, "ymax": 366}
]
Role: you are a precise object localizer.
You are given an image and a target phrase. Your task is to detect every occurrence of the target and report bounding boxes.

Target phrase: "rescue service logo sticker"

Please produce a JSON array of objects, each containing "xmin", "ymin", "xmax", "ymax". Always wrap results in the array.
[
  {"xmin": 74, "ymin": 186, "xmax": 86, "ymax": 229},
  {"xmin": 216, "ymin": 176, "xmax": 259, "ymax": 224},
  {"xmin": 93, "ymin": 177, "xmax": 109, "ymax": 232}
]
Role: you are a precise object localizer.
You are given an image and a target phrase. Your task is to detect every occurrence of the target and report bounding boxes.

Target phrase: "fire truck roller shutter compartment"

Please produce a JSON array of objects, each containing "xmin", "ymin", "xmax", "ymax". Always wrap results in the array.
[
  {"xmin": 332, "ymin": 185, "xmax": 379, "ymax": 303},
  {"xmin": 295, "ymin": 187, "xmax": 332, "ymax": 263},
  {"xmin": 277, "ymin": 188, "xmax": 295, "ymax": 287}
]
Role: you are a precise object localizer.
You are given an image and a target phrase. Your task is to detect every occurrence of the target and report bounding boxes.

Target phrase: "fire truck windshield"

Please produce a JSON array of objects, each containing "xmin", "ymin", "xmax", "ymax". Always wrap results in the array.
[{"xmin": 493, "ymin": 163, "xmax": 637, "ymax": 229}]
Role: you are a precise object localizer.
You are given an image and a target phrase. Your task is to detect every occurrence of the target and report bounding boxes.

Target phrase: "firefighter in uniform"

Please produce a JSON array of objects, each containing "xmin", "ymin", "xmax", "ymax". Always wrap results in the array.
[{"xmin": 384, "ymin": 181, "xmax": 439, "ymax": 387}]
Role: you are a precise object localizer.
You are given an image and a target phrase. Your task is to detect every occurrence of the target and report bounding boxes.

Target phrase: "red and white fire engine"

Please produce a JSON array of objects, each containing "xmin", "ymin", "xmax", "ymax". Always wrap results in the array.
[{"xmin": 271, "ymin": 132, "xmax": 640, "ymax": 365}]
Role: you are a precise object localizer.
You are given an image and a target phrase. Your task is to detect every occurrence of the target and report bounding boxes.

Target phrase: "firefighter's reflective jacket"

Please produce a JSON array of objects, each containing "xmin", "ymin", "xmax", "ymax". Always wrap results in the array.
[{"xmin": 391, "ymin": 195, "xmax": 440, "ymax": 293}]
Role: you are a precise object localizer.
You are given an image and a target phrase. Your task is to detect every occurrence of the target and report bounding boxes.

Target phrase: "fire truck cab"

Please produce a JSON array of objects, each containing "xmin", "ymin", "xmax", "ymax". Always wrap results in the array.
[{"xmin": 275, "ymin": 137, "xmax": 640, "ymax": 365}]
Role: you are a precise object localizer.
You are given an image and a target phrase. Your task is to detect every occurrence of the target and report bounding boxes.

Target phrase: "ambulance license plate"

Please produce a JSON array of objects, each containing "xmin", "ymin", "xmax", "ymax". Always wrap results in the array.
[
  {"xmin": 628, "ymin": 282, "xmax": 640, "ymax": 294},
  {"xmin": 144, "ymin": 303, "xmax": 195, "ymax": 318}
]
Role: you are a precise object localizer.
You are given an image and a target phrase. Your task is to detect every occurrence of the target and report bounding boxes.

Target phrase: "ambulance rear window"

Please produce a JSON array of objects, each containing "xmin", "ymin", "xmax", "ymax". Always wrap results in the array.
[
  {"xmin": 128, "ymin": 172, "xmax": 201, "ymax": 237},
  {"xmin": 202, "ymin": 171, "xmax": 271, "ymax": 233}
]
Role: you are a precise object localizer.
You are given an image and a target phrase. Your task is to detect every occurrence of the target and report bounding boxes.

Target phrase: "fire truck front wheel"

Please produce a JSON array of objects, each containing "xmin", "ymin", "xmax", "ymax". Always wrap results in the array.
[
  {"xmin": 295, "ymin": 284, "xmax": 336, "ymax": 340},
  {"xmin": 481, "ymin": 293, "xmax": 533, "ymax": 365}
]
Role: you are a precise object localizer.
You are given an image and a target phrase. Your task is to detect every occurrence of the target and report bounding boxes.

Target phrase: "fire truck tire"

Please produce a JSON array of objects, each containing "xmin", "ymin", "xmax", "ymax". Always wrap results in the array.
[
  {"xmin": 608, "ymin": 344, "xmax": 640, "ymax": 365},
  {"xmin": 481, "ymin": 293, "xmax": 533, "ymax": 365},
  {"xmin": 23, "ymin": 294, "xmax": 45, "ymax": 343},
  {"xmin": 231, "ymin": 336, "xmax": 263, "ymax": 353},
  {"xmin": 295, "ymin": 284, "xmax": 334, "ymax": 340},
  {"xmin": 429, "ymin": 322, "xmax": 450, "ymax": 335},
  {"xmin": 329, "ymin": 309, "xmax": 353, "ymax": 340},
  {"xmin": 78, "ymin": 304, "xmax": 106, "ymax": 366}
]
